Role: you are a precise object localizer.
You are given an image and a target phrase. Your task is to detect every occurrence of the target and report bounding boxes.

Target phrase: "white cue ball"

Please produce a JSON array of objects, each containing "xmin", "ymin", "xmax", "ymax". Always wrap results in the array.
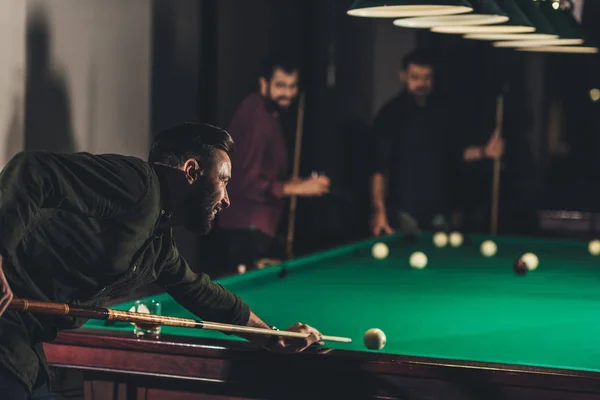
[
  {"xmin": 449, "ymin": 231, "xmax": 463, "ymax": 247},
  {"xmin": 363, "ymin": 328, "xmax": 386, "ymax": 350},
  {"xmin": 433, "ymin": 232, "xmax": 448, "ymax": 248},
  {"xmin": 521, "ymin": 252, "xmax": 539, "ymax": 271},
  {"xmin": 589, "ymin": 240, "xmax": 600, "ymax": 256},
  {"xmin": 409, "ymin": 251, "xmax": 427, "ymax": 269},
  {"xmin": 480, "ymin": 240, "xmax": 497, "ymax": 257},
  {"xmin": 237, "ymin": 264, "xmax": 247, "ymax": 274},
  {"xmin": 372, "ymin": 242, "xmax": 389, "ymax": 259}
]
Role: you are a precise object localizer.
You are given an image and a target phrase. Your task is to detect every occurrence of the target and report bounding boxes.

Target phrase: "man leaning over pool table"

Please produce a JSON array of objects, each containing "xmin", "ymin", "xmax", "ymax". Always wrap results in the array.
[{"xmin": 0, "ymin": 122, "xmax": 323, "ymax": 398}]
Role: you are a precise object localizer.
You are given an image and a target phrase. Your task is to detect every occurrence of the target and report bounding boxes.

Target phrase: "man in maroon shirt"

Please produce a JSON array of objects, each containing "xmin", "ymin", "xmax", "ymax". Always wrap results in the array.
[{"xmin": 218, "ymin": 54, "xmax": 330, "ymax": 274}]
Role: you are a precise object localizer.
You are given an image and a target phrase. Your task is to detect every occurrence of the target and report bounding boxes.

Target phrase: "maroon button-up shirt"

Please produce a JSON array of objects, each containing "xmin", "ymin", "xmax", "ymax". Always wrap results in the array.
[{"xmin": 218, "ymin": 93, "xmax": 288, "ymax": 238}]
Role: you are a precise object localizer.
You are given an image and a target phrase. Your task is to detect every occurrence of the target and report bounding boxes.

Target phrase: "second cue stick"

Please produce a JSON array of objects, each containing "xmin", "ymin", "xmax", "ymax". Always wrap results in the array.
[
  {"xmin": 490, "ymin": 95, "xmax": 504, "ymax": 235},
  {"xmin": 9, "ymin": 298, "xmax": 352, "ymax": 343},
  {"xmin": 286, "ymin": 93, "xmax": 306, "ymax": 260}
]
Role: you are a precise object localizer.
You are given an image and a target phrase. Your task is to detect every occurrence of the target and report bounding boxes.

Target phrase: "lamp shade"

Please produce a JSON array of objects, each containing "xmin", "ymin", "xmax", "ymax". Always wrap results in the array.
[
  {"xmin": 517, "ymin": 46, "xmax": 598, "ymax": 54},
  {"xmin": 431, "ymin": 0, "xmax": 536, "ymax": 34},
  {"xmin": 347, "ymin": 0, "xmax": 473, "ymax": 18},
  {"xmin": 394, "ymin": 0, "xmax": 508, "ymax": 29},
  {"xmin": 465, "ymin": 33, "xmax": 558, "ymax": 40},
  {"xmin": 463, "ymin": 0, "xmax": 557, "ymax": 40},
  {"xmin": 494, "ymin": 38, "xmax": 583, "ymax": 47},
  {"xmin": 393, "ymin": 14, "xmax": 507, "ymax": 28},
  {"xmin": 494, "ymin": 2, "xmax": 590, "ymax": 48}
]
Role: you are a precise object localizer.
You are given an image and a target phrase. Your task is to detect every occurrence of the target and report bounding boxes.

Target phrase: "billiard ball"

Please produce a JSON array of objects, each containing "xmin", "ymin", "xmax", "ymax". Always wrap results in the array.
[
  {"xmin": 409, "ymin": 251, "xmax": 427, "ymax": 269},
  {"xmin": 589, "ymin": 240, "xmax": 600, "ymax": 255},
  {"xmin": 449, "ymin": 231, "xmax": 463, "ymax": 247},
  {"xmin": 480, "ymin": 240, "xmax": 497, "ymax": 257},
  {"xmin": 433, "ymin": 232, "xmax": 448, "ymax": 248},
  {"xmin": 372, "ymin": 242, "xmax": 389, "ymax": 259},
  {"xmin": 363, "ymin": 328, "xmax": 386, "ymax": 350},
  {"xmin": 237, "ymin": 264, "xmax": 247, "ymax": 274},
  {"xmin": 513, "ymin": 258, "xmax": 528, "ymax": 275},
  {"xmin": 521, "ymin": 252, "xmax": 539, "ymax": 271}
]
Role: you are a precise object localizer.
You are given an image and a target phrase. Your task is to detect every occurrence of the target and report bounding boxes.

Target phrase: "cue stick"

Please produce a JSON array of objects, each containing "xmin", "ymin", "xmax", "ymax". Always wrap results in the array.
[
  {"xmin": 286, "ymin": 92, "xmax": 306, "ymax": 260},
  {"xmin": 8, "ymin": 298, "xmax": 351, "ymax": 343},
  {"xmin": 490, "ymin": 94, "xmax": 504, "ymax": 235}
]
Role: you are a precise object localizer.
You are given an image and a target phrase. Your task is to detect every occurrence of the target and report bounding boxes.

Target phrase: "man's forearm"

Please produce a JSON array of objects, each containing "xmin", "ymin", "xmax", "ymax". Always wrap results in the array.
[
  {"xmin": 463, "ymin": 145, "xmax": 485, "ymax": 162},
  {"xmin": 236, "ymin": 310, "xmax": 273, "ymax": 347},
  {"xmin": 371, "ymin": 173, "xmax": 386, "ymax": 214}
]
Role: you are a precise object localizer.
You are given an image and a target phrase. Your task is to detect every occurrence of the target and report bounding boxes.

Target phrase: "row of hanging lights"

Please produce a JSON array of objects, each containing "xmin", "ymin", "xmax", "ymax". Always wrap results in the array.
[{"xmin": 346, "ymin": 0, "xmax": 598, "ymax": 54}]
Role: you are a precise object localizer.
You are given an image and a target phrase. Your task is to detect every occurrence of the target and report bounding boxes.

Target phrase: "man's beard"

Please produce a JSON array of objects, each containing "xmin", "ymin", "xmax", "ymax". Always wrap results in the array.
[
  {"xmin": 410, "ymin": 86, "xmax": 431, "ymax": 98},
  {"xmin": 266, "ymin": 94, "xmax": 293, "ymax": 112},
  {"xmin": 183, "ymin": 179, "xmax": 218, "ymax": 235}
]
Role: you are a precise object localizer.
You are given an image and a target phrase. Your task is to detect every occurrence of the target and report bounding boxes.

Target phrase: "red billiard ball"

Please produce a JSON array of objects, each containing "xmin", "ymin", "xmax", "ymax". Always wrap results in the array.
[{"xmin": 513, "ymin": 258, "xmax": 528, "ymax": 275}]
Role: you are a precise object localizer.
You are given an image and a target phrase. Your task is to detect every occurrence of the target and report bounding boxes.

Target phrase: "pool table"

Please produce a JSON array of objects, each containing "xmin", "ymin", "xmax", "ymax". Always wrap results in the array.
[{"xmin": 45, "ymin": 232, "xmax": 600, "ymax": 399}]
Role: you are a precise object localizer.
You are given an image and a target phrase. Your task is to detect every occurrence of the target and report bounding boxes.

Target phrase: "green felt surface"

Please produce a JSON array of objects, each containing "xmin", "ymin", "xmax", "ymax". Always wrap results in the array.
[{"xmin": 83, "ymin": 232, "xmax": 600, "ymax": 373}]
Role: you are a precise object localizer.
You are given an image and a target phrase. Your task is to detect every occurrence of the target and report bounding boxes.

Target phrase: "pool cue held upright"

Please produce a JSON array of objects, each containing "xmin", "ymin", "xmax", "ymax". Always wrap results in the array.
[
  {"xmin": 286, "ymin": 93, "xmax": 306, "ymax": 260},
  {"xmin": 490, "ymin": 94, "xmax": 504, "ymax": 235},
  {"xmin": 8, "ymin": 298, "xmax": 352, "ymax": 343}
]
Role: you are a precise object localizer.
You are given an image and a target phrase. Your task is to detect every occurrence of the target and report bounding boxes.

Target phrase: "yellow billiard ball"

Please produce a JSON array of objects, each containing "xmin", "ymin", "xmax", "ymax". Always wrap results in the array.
[
  {"xmin": 363, "ymin": 328, "xmax": 386, "ymax": 350},
  {"xmin": 433, "ymin": 232, "xmax": 448, "ymax": 248},
  {"xmin": 372, "ymin": 242, "xmax": 389, "ymax": 259},
  {"xmin": 521, "ymin": 252, "xmax": 539, "ymax": 271},
  {"xmin": 480, "ymin": 240, "xmax": 497, "ymax": 257},
  {"xmin": 449, "ymin": 231, "xmax": 463, "ymax": 247},
  {"xmin": 589, "ymin": 240, "xmax": 600, "ymax": 255},
  {"xmin": 409, "ymin": 251, "xmax": 427, "ymax": 269}
]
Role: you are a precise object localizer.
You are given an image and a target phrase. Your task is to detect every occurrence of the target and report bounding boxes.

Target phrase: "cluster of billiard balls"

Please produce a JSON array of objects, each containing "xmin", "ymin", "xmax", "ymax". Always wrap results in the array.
[
  {"xmin": 370, "ymin": 232, "xmax": 542, "ymax": 275},
  {"xmin": 370, "ymin": 231, "xmax": 465, "ymax": 270},
  {"xmin": 361, "ymin": 237, "xmax": 600, "ymax": 351}
]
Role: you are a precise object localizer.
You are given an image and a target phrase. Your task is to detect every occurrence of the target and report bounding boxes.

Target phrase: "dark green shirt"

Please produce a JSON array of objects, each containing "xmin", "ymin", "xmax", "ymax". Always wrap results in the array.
[{"xmin": 0, "ymin": 151, "xmax": 250, "ymax": 391}]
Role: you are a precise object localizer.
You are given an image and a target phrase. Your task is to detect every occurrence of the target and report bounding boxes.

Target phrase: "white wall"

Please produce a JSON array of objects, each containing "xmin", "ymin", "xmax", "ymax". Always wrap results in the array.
[
  {"xmin": 0, "ymin": 1, "xmax": 26, "ymax": 167},
  {"xmin": 23, "ymin": 0, "xmax": 152, "ymax": 159}
]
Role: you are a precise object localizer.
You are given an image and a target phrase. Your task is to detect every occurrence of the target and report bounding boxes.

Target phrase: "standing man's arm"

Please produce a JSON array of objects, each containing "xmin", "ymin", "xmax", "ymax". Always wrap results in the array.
[
  {"xmin": 156, "ymin": 240, "xmax": 322, "ymax": 353},
  {"xmin": 0, "ymin": 151, "xmax": 151, "ymax": 315},
  {"xmin": 369, "ymin": 109, "xmax": 395, "ymax": 236},
  {"xmin": 462, "ymin": 129, "xmax": 504, "ymax": 163},
  {"xmin": 227, "ymin": 109, "xmax": 329, "ymax": 201}
]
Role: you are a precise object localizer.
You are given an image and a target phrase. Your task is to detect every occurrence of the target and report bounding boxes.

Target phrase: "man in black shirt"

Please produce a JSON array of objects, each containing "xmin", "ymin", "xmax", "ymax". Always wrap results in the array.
[
  {"xmin": 370, "ymin": 50, "xmax": 504, "ymax": 235},
  {"xmin": 0, "ymin": 122, "xmax": 323, "ymax": 398}
]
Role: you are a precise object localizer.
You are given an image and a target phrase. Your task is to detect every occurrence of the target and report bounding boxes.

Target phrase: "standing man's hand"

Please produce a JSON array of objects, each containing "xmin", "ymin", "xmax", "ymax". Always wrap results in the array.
[
  {"xmin": 265, "ymin": 322, "xmax": 324, "ymax": 354},
  {"xmin": 484, "ymin": 128, "xmax": 504, "ymax": 159},
  {"xmin": 285, "ymin": 175, "xmax": 330, "ymax": 197},
  {"xmin": 371, "ymin": 210, "xmax": 394, "ymax": 237},
  {"xmin": 462, "ymin": 129, "xmax": 505, "ymax": 162},
  {"xmin": 0, "ymin": 256, "xmax": 14, "ymax": 316}
]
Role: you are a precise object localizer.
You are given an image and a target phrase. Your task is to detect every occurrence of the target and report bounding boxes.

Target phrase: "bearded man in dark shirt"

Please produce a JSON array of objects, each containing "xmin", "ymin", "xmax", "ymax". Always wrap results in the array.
[
  {"xmin": 370, "ymin": 49, "xmax": 505, "ymax": 236},
  {"xmin": 0, "ymin": 122, "xmax": 322, "ymax": 398}
]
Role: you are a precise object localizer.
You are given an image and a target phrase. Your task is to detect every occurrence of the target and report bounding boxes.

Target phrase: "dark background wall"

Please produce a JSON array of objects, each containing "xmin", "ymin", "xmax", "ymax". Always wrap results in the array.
[{"xmin": 149, "ymin": 0, "xmax": 600, "ymax": 275}]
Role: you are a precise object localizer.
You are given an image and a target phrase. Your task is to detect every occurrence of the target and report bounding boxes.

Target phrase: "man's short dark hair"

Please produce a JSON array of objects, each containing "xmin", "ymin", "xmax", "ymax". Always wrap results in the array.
[
  {"xmin": 402, "ymin": 49, "xmax": 436, "ymax": 71},
  {"xmin": 260, "ymin": 52, "xmax": 300, "ymax": 81},
  {"xmin": 148, "ymin": 122, "xmax": 235, "ymax": 169}
]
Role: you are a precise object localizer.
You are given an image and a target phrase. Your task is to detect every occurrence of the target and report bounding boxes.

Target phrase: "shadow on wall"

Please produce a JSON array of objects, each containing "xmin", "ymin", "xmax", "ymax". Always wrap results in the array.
[{"xmin": 24, "ymin": 5, "xmax": 75, "ymax": 153}]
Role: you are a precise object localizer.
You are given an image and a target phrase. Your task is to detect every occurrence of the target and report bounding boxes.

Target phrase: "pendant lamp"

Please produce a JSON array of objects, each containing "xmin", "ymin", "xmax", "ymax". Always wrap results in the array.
[
  {"xmin": 429, "ymin": 0, "xmax": 535, "ymax": 34},
  {"xmin": 347, "ymin": 0, "xmax": 473, "ymax": 18},
  {"xmin": 463, "ymin": 0, "xmax": 557, "ymax": 40}
]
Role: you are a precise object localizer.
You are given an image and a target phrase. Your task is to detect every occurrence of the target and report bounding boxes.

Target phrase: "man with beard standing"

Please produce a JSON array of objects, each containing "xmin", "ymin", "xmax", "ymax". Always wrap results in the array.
[
  {"xmin": 218, "ymin": 53, "xmax": 330, "ymax": 274},
  {"xmin": 370, "ymin": 49, "xmax": 504, "ymax": 236},
  {"xmin": 0, "ymin": 122, "xmax": 323, "ymax": 398}
]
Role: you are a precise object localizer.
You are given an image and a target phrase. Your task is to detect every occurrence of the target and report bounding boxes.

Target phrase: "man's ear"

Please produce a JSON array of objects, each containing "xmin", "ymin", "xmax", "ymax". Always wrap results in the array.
[
  {"xmin": 259, "ymin": 77, "xmax": 268, "ymax": 96},
  {"xmin": 398, "ymin": 70, "xmax": 407, "ymax": 84},
  {"xmin": 183, "ymin": 159, "xmax": 203, "ymax": 184}
]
